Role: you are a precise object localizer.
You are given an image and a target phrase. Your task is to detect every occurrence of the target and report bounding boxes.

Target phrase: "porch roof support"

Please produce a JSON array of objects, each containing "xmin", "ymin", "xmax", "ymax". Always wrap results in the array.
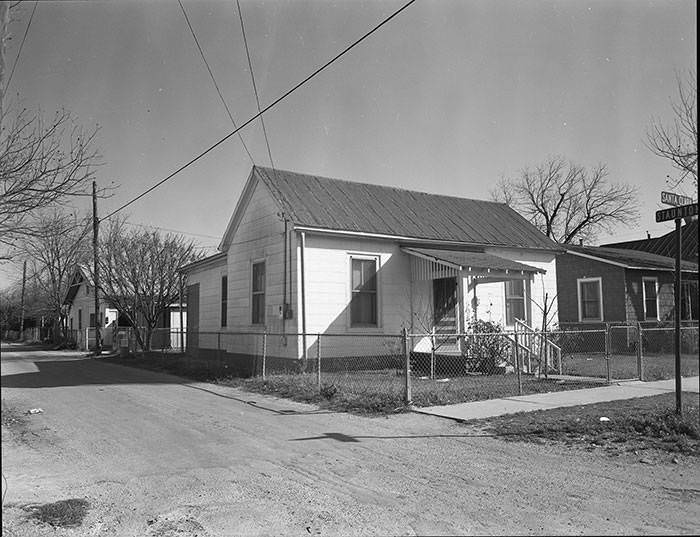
[{"xmin": 402, "ymin": 247, "xmax": 544, "ymax": 281}]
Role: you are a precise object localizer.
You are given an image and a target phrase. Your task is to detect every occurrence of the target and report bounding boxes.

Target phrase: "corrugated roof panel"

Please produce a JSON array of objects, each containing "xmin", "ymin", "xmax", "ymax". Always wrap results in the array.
[
  {"xmin": 254, "ymin": 167, "xmax": 560, "ymax": 250},
  {"xmin": 568, "ymin": 245, "xmax": 699, "ymax": 272}
]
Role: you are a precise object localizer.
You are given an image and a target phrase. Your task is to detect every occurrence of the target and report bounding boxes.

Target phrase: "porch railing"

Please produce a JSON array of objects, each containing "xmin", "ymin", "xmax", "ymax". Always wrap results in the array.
[{"xmin": 513, "ymin": 318, "xmax": 562, "ymax": 375}]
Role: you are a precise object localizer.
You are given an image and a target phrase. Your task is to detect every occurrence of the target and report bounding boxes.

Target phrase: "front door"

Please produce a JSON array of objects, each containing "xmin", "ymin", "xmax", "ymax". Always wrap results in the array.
[{"xmin": 433, "ymin": 277, "xmax": 457, "ymax": 332}]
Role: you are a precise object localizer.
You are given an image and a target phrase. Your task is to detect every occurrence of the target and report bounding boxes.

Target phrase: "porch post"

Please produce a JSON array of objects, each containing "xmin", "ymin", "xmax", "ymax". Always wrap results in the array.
[{"xmin": 456, "ymin": 271, "xmax": 465, "ymax": 354}]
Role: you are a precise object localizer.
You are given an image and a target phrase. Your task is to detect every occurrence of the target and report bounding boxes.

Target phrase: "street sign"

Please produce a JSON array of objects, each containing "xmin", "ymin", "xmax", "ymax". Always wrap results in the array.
[
  {"xmin": 656, "ymin": 202, "xmax": 698, "ymax": 222},
  {"xmin": 661, "ymin": 191, "xmax": 694, "ymax": 206}
]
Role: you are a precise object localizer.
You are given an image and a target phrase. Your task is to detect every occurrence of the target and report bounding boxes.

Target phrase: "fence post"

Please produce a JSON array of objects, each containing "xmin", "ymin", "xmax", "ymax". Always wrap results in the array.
[
  {"xmin": 637, "ymin": 323, "xmax": 643, "ymax": 381},
  {"xmin": 262, "ymin": 332, "xmax": 267, "ymax": 379},
  {"xmin": 217, "ymin": 332, "xmax": 222, "ymax": 377},
  {"xmin": 430, "ymin": 327, "xmax": 436, "ymax": 380},
  {"xmin": 402, "ymin": 328, "xmax": 412, "ymax": 405},
  {"xmin": 316, "ymin": 334, "xmax": 321, "ymax": 392},
  {"xmin": 514, "ymin": 330, "xmax": 522, "ymax": 396},
  {"xmin": 605, "ymin": 323, "xmax": 611, "ymax": 384}
]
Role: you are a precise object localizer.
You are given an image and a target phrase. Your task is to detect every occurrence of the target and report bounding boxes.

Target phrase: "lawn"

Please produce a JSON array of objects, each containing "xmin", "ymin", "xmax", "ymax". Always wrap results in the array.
[
  {"xmin": 561, "ymin": 352, "xmax": 699, "ymax": 381},
  {"xmin": 473, "ymin": 392, "xmax": 699, "ymax": 459},
  {"xmin": 221, "ymin": 370, "xmax": 605, "ymax": 414}
]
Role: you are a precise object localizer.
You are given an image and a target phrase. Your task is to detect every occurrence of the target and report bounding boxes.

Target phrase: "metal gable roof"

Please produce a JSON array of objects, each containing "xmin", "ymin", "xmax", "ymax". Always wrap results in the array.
[
  {"xmin": 601, "ymin": 221, "xmax": 698, "ymax": 262},
  {"xmin": 567, "ymin": 245, "xmax": 699, "ymax": 272},
  {"xmin": 253, "ymin": 166, "xmax": 560, "ymax": 250}
]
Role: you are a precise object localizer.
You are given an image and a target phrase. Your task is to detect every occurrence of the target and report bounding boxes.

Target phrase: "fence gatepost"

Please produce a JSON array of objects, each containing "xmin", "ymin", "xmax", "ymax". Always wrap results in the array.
[
  {"xmin": 514, "ymin": 330, "xmax": 522, "ymax": 396},
  {"xmin": 605, "ymin": 323, "xmax": 611, "ymax": 384},
  {"xmin": 402, "ymin": 328, "xmax": 412, "ymax": 405},
  {"xmin": 316, "ymin": 334, "xmax": 321, "ymax": 392},
  {"xmin": 430, "ymin": 327, "xmax": 436, "ymax": 380},
  {"xmin": 637, "ymin": 322, "xmax": 643, "ymax": 381},
  {"xmin": 262, "ymin": 332, "xmax": 267, "ymax": 379}
]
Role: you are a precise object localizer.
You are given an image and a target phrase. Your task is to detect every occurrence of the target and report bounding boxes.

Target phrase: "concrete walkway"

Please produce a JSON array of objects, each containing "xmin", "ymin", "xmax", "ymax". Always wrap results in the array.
[{"xmin": 413, "ymin": 376, "xmax": 700, "ymax": 422}]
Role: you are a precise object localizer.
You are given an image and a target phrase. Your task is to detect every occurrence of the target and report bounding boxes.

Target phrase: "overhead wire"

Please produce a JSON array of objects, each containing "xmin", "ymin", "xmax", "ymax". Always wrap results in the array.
[
  {"xmin": 177, "ymin": 0, "xmax": 255, "ymax": 165},
  {"xmin": 236, "ymin": 0, "xmax": 277, "ymax": 173},
  {"xmin": 100, "ymin": 0, "xmax": 418, "ymax": 223},
  {"xmin": 4, "ymin": 0, "xmax": 38, "ymax": 95}
]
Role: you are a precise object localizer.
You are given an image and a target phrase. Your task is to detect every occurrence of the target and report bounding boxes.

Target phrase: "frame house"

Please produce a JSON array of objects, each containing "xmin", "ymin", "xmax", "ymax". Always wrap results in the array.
[
  {"xmin": 181, "ymin": 167, "xmax": 563, "ymax": 372},
  {"xmin": 63, "ymin": 266, "xmax": 186, "ymax": 351},
  {"xmin": 556, "ymin": 245, "xmax": 699, "ymax": 327}
]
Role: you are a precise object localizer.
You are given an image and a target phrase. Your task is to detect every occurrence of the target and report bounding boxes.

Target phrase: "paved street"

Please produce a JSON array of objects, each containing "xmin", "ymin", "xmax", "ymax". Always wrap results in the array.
[{"xmin": 2, "ymin": 344, "xmax": 699, "ymax": 536}]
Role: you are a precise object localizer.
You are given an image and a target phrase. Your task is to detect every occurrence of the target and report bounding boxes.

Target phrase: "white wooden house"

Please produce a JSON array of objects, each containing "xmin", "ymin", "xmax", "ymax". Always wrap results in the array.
[
  {"xmin": 181, "ymin": 167, "xmax": 563, "ymax": 364},
  {"xmin": 63, "ymin": 266, "xmax": 186, "ymax": 351}
]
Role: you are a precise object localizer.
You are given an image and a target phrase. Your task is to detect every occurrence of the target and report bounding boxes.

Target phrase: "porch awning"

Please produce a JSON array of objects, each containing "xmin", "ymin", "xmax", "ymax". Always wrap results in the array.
[{"xmin": 401, "ymin": 247, "xmax": 546, "ymax": 279}]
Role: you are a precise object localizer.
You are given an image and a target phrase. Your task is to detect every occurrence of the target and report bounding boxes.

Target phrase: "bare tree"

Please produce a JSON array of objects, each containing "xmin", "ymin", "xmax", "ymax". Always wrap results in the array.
[
  {"xmin": 19, "ymin": 210, "xmax": 91, "ymax": 341},
  {"xmin": 646, "ymin": 70, "xmax": 697, "ymax": 191},
  {"xmin": 492, "ymin": 156, "xmax": 639, "ymax": 244},
  {"xmin": 0, "ymin": 107, "xmax": 104, "ymax": 258},
  {"xmin": 94, "ymin": 218, "xmax": 203, "ymax": 351}
]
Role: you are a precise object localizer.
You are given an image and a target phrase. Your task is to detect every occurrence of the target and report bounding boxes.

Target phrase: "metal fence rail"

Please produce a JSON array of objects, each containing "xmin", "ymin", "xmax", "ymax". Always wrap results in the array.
[{"xmin": 133, "ymin": 323, "xmax": 698, "ymax": 407}]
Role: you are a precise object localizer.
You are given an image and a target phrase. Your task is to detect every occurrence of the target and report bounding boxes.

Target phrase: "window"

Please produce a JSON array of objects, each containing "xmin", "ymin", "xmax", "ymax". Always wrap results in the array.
[
  {"xmin": 351, "ymin": 257, "xmax": 378, "ymax": 326},
  {"xmin": 577, "ymin": 277, "xmax": 603, "ymax": 322},
  {"xmin": 251, "ymin": 262, "xmax": 265, "ymax": 325},
  {"xmin": 504, "ymin": 279, "xmax": 526, "ymax": 325},
  {"xmin": 642, "ymin": 277, "xmax": 658, "ymax": 321},
  {"xmin": 90, "ymin": 313, "xmax": 96, "ymax": 328},
  {"xmin": 221, "ymin": 275, "xmax": 228, "ymax": 327},
  {"xmin": 78, "ymin": 309, "xmax": 82, "ymax": 330},
  {"xmin": 681, "ymin": 280, "xmax": 698, "ymax": 321}
]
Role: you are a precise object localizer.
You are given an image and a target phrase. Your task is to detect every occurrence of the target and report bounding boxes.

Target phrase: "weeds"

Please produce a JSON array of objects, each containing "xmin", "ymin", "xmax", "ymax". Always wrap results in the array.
[
  {"xmin": 478, "ymin": 393, "xmax": 699, "ymax": 456},
  {"xmin": 23, "ymin": 498, "xmax": 90, "ymax": 528}
]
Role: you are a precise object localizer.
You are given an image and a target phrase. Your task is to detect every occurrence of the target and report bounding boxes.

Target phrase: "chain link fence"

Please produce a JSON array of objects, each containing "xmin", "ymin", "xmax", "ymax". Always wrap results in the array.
[{"xmin": 106, "ymin": 323, "xmax": 700, "ymax": 407}]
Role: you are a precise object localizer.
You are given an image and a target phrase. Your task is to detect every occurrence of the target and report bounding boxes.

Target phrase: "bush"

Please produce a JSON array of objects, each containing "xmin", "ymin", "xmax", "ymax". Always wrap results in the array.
[{"xmin": 463, "ymin": 320, "xmax": 511, "ymax": 374}]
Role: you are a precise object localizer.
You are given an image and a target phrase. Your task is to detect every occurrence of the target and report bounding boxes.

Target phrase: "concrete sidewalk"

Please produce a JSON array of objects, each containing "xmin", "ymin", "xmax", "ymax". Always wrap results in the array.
[{"xmin": 413, "ymin": 376, "xmax": 700, "ymax": 422}]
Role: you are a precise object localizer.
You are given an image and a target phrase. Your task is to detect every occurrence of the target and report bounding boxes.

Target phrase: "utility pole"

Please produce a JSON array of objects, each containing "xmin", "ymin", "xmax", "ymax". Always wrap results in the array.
[
  {"xmin": 18, "ymin": 259, "xmax": 26, "ymax": 340},
  {"xmin": 92, "ymin": 181, "xmax": 102, "ymax": 355},
  {"xmin": 674, "ymin": 218, "xmax": 682, "ymax": 415}
]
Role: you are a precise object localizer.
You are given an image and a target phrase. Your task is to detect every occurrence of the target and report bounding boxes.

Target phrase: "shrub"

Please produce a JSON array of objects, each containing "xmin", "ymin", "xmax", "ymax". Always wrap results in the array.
[{"xmin": 464, "ymin": 320, "xmax": 511, "ymax": 374}]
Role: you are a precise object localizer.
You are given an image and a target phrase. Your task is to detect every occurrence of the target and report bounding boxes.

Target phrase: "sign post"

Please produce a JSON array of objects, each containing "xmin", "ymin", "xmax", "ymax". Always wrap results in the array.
[{"xmin": 656, "ymin": 200, "xmax": 698, "ymax": 416}]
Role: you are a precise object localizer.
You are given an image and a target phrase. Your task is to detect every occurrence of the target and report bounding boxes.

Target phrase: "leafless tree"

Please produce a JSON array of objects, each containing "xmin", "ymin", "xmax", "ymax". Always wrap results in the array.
[
  {"xmin": 646, "ymin": 70, "xmax": 697, "ymax": 191},
  {"xmin": 492, "ymin": 156, "xmax": 639, "ymax": 244},
  {"xmin": 19, "ymin": 210, "xmax": 91, "ymax": 341},
  {"xmin": 93, "ymin": 218, "xmax": 203, "ymax": 351},
  {"xmin": 0, "ymin": 107, "xmax": 104, "ymax": 258}
]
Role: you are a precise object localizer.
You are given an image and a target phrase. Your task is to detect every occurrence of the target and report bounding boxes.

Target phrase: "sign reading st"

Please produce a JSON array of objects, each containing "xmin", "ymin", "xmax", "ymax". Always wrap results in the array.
[
  {"xmin": 656, "ymin": 202, "xmax": 698, "ymax": 222},
  {"xmin": 661, "ymin": 191, "xmax": 694, "ymax": 207}
]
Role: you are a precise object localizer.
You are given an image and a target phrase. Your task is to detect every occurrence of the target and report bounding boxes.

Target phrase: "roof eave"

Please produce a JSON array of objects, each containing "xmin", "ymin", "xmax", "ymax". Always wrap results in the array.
[{"xmin": 293, "ymin": 225, "xmax": 564, "ymax": 253}]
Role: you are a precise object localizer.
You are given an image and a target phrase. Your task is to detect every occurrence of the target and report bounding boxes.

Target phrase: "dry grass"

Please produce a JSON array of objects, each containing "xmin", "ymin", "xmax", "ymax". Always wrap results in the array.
[
  {"xmin": 474, "ymin": 392, "xmax": 700, "ymax": 457},
  {"xmin": 23, "ymin": 498, "xmax": 90, "ymax": 528}
]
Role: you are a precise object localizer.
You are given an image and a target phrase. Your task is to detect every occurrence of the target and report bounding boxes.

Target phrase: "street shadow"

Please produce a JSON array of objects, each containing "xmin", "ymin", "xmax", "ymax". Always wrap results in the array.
[
  {"xmin": 289, "ymin": 430, "xmax": 520, "ymax": 442},
  {"xmin": 1, "ymin": 358, "xmax": 180, "ymax": 388}
]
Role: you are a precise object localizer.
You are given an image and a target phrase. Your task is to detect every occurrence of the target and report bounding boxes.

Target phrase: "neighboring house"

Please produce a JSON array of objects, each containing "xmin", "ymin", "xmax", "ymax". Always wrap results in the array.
[
  {"xmin": 181, "ymin": 166, "xmax": 563, "ymax": 365},
  {"xmin": 556, "ymin": 245, "xmax": 699, "ymax": 328},
  {"xmin": 63, "ymin": 266, "xmax": 186, "ymax": 350},
  {"xmin": 601, "ymin": 221, "xmax": 698, "ymax": 263}
]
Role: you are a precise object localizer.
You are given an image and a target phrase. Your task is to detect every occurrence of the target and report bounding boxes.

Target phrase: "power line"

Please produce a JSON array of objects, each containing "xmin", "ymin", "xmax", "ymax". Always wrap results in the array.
[
  {"xmin": 124, "ymin": 221, "xmax": 221, "ymax": 240},
  {"xmin": 177, "ymin": 0, "xmax": 255, "ymax": 165},
  {"xmin": 100, "ymin": 0, "xmax": 418, "ymax": 223},
  {"xmin": 236, "ymin": 0, "xmax": 277, "ymax": 172},
  {"xmin": 4, "ymin": 0, "xmax": 37, "ymax": 95}
]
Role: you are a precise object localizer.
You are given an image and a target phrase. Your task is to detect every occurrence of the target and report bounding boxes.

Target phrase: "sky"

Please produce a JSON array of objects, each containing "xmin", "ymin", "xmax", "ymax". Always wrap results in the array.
[{"xmin": 0, "ymin": 0, "xmax": 697, "ymax": 288}]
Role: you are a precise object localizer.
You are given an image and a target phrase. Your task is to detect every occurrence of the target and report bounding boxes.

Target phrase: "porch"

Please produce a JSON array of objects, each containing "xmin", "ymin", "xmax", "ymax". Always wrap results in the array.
[{"xmin": 403, "ymin": 247, "xmax": 557, "ymax": 372}]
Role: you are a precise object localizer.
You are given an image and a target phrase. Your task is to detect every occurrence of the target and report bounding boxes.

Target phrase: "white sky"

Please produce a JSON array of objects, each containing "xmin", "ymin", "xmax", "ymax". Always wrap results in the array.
[{"xmin": 1, "ymin": 0, "xmax": 697, "ymax": 288}]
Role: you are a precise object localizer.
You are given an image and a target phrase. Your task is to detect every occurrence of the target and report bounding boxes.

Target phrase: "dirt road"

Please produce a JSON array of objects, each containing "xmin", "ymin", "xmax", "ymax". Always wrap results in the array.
[{"xmin": 2, "ymin": 344, "xmax": 699, "ymax": 536}]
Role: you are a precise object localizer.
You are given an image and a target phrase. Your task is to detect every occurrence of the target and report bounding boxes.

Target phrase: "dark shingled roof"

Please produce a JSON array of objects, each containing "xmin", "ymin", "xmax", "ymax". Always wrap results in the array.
[
  {"xmin": 567, "ymin": 245, "xmax": 699, "ymax": 272},
  {"xmin": 601, "ymin": 221, "xmax": 698, "ymax": 263},
  {"xmin": 254, "ymin": 167, "xmax": 560, "ymax": 250}
]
